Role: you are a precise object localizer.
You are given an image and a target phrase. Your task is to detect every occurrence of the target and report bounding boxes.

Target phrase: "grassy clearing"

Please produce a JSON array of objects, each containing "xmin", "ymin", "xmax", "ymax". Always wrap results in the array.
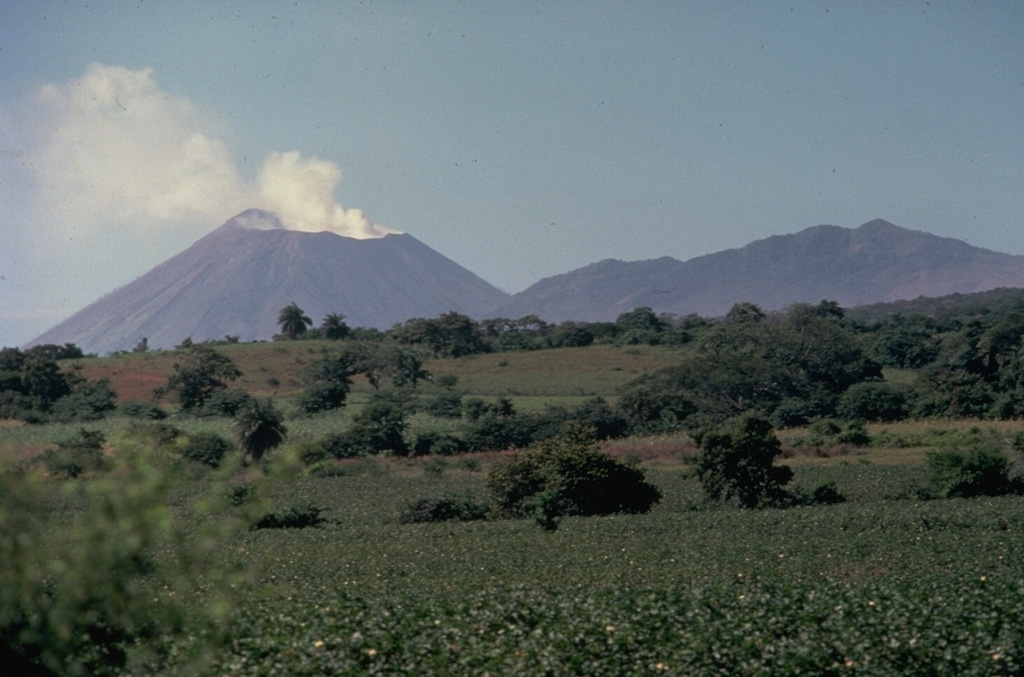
[{"xmin": 422, "ymin": 345, "xmax": 682, "ymax": 397}]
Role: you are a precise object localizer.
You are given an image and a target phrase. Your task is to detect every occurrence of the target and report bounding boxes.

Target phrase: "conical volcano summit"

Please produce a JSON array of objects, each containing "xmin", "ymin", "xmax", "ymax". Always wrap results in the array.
[{"xmin": 29, "ymin": 209, "xmax": 510, "ymax": 355}]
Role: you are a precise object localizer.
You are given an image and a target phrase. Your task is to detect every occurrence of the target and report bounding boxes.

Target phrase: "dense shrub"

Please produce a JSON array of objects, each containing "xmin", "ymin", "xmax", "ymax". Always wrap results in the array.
[
  {"xmin": 547, "ymin": 326, "xmax": 595, "ymax": 348},
  {"xmin": 296, "ymin": 382, "xmax": 348, "ymax": 416},
  {"xmin": 423, "ymin": 389, "xmax": 463, "ymax": 418},
  {"xmin": 694, "ymin": 414, "xmax": 794, "ymax": 509},
  {"xmin": 464, "ymin": 412, "xmax": 537, "ymax": 452},
  {"xmin": 181, "ymin": 432, "xmax": 232, "ymax": 468},
  {"xmin": 616, "ymin": 383, "xmax": 695, "ymax": 434},
  {"xmin": 117, "ymin": 400, "xmax": 168, "ymax": 420},
  {"xmin": 769, "ymin": 397, "xmax": 823, "ymax": 428},
  {"xmin": 486, "ymin": 423, "xmax": 661, "ymax": 524},
  {"xmin": 253, "ymin": 504, "xmax": 327, "ymax": 529},
  {"xmin": 37, "ymin": 428, "xmax": 107, "ymax": 478},
  {"xmin": 50, "ymin": 378, "xmax": 118, "ymax": 422},
  {"xmin": 319, "ymin": 432, "xmax": 367, "ymax": 460},
  {"xmin": 411, "ymin": 431, "xmax": 468, "ymax": 457},
  {"xmin": 927, "ymin": 443, "xmax": 1020, "ymax": 498},
  {"xmin": 199, "ymin": 389, "xmax": 255, "ymax": 417},
  {"xmin": 837, "ymin": 381, "xmax": 912, "ymax": 422},
  {"xmin": 0, "ymin": 450, "xmax": 230, "ymax": 675},
  {"xmin": 344, "ymin": 401, "xmax": 408, "ymax": 455},
  {"xmin": 398, "ymin": 494, "xmax": 489, "ymax": 524}
]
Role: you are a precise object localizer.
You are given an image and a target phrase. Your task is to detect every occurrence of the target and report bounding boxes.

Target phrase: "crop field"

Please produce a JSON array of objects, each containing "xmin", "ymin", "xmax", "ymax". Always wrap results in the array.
[
  {"xmin": 6, "ymin": 433, "xmax": 1024, "ymax": 674},
  {"xmin": 4, "ymin": 340, "xmax": 1024, "ymax": 674}
]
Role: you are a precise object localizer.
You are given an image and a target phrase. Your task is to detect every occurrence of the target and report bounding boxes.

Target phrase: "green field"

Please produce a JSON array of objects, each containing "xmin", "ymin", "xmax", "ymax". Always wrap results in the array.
[{"xmin": 3, "ymin": 342, "xmax": 1024, "ymax": 674}]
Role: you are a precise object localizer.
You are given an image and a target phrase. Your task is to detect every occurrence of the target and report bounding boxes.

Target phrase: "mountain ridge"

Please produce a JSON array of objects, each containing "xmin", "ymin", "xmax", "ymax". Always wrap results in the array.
[
  {"xmin": 28, "ymin": 215, "xmax": 1024, "ymax": 353},
  {"xmin": 490, "ymin": 219, "xmax": 1024, "ymax": 322}
]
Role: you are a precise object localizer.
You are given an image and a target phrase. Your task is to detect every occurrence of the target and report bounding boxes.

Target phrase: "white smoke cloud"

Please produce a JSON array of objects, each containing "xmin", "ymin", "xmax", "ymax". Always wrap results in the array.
[
  {"xmin": 254, "ymin": 151, "xmax": 397, "ymax": 238},
  {"xmin": 23, "ymin": 62, "xmax": 393, "ymax": 240},
  {"xmin": 29, "ymin": 63, "xmax": 249, "ymax": 230}
]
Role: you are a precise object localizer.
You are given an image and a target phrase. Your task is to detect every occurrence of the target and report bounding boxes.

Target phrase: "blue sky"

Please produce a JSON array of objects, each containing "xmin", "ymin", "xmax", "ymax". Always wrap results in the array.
[{"xmin": 1, "ymin": 1, "xmax": 1022, "ymax": 348}]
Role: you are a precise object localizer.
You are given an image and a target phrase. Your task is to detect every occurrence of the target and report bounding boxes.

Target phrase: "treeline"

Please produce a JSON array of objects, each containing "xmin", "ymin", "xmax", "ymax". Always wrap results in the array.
[{"xmin": 0, "ymin": 343, "xmax": 116, "ymax": 423}]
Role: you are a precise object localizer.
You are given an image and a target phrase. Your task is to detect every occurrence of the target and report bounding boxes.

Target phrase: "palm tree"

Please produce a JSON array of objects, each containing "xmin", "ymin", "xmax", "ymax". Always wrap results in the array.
[
  {"xmin": 320, "ymin": 312, "xmax": 351, "ymax": 340},
  {"xmin": 278, "ymin": 303, "xmax": 312, "ymax": 340},
  {"xmin": 234, "ymin": 399, "xmax": 287, "ymax": 462}
]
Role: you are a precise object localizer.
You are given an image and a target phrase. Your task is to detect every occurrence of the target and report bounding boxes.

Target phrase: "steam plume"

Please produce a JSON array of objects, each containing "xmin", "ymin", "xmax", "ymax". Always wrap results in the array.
[
  {"xmin": 23, "ymin": 63, "xmax": 394, "ymax": 240},
  {"xmin": 254, "ymin": 151, "xmax": 396, "ymax": 238}
]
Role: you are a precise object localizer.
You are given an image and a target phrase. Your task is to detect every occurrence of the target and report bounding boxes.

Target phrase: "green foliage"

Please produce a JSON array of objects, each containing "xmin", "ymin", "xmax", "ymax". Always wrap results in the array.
[
  {"xmin": 623, "ymin": 301, "xmax": 880, "ymax": 426},
  {"xmin": 342, "ymin": 400, "xmax": 408, "ymax": 456},
  {"xmin": 547, "ymin": 324, "xmax": 595, "ymax": 348},
  {"xmin": 198, "ymin": 388, "xmax": 255, "ymax": 417},
  {"xmin": 392, "ymin": 311, "xmax": 489, "ymax": 358},
  {"xmin": 319, "ymin": 312, "xmax": 351, "ymax": 340},
  {"xmin": 49, "ymin": 377, "xmax": 118, "ymax": 423},
  {"xmin": 116, "ymin": 400, "xmax": 168, "ymax": 420},
  {"xmin": 123, "ymin": 422, "xmax": 185, "ymax": 451},
  {"xmin": 411, "ymin": 431, "xmax": 468, "ymax": 457},
  {"xmin": 234, "ymin": 399, "xmax": 287, "ymax": 462},
  {"xmin": 37, "ymin": 428, "xmax": 107, "ymax": 478},
  {"xmin": 24, "ymin": 343, "xmax": 85, "ymax": 361},
  {"xmin": 837, "ymin": 381, "xmax": 912, "ymax": 422},
  {"xmin": 297, "ymin": 382, "xmax": 349, "ymax": 416},
  {"xmin": 486, "ymin": 423, "xmax": 661, "ymax": 521},
  {"xmin": 207, "ymin": 578, "xmax": 1024, "ymax": 676},
  {"xmin": 160, "ymin": 345, "xmax": 243, "ymax": 412},
  {"xmin": 926, "ymin": 443, "xmax": 1020, "ymax": 498},
  {"xmin": 695, "ymin": 414, "xmax": 794, "ymax": 508},
  {"xmin": 277, "ymin": 302, "xmax": 313, "ymax": 340},
  {"xmin": 0, "ymin": 449, "xmax": 242, "ymax": 675},
  {"xmin": 398, "ymin": 494, "xmax": 489, "ymax": 523},
  {"xmin": 297, "ymin": 347, "xmax": 355, "ymax": 414},
  {"xmin": 181, "ymin": 432, "xmax": 232, "ymax": 468},
  {"xmin": 253, "ymin": 503, "xmax": 326, "ymax": 529},
  {"xmin": 20, "ymin": 355, "xmax": 72, "ymax": 411},
  {"xmin": 424, "ymin": 388, "xmax": 463, "ymax": 418},
  {"xmin": 464, "ymin": 411, "xmax": 536, "ymax": 452},
  {"xmin": 617, "ymin": 379, "xmax": 697, "ymax": 433}
]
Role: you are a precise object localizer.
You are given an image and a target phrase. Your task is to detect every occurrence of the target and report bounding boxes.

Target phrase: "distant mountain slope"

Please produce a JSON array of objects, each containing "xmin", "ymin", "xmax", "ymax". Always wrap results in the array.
[
  {"xmin": 492, "ymin": 220, "xmax": 1024, "ymax": 322},
  {"xmin": 30, "ymin": 210, "xmax": 509, "ymax": 354}
]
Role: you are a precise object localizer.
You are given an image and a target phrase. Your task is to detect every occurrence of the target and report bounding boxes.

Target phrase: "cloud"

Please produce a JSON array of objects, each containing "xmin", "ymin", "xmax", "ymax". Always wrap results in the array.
[
  {"xmin": 254, "ymin": 151, "xmax": 397, "ymax": 238},
  {"xmin": 29, "ymin": 63, "xmax": 249, "ymax": 231},
  {"xmin": 22, "ymin": 62, "xmax": 392, "ymax": 240}
]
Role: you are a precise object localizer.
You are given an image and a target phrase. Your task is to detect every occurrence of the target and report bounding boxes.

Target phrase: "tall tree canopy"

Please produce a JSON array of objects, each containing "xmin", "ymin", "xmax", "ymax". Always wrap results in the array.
[{"xmin": 278, "ymin": 303, "xmax": 313, "ymax": 340}]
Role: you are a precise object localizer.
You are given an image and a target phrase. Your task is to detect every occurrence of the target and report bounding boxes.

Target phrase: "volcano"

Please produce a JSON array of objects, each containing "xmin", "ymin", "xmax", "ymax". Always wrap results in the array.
[{"xmin": 29, "ymin": 210, "xmax": 510, "ymax": 354}]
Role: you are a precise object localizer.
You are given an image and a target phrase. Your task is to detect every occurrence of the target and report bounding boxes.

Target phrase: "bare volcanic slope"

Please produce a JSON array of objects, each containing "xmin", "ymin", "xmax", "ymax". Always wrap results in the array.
[
  {"xmin": 492, "ymin": 219, "xmax": 1024, "ymax": 322},
  {"xmin": 30, "ymin": 210, "xmax": 510, "ymax": 354}
]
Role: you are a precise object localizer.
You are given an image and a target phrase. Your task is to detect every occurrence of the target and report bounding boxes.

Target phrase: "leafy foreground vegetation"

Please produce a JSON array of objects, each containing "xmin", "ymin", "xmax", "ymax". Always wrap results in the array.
[
  {"xmin": 8, "ymin": 294, "xmax": 1024, "ymax": 673},
  {"xmin": 3, "ymin": 441, "xmax": 1024, "ymax": 674}
]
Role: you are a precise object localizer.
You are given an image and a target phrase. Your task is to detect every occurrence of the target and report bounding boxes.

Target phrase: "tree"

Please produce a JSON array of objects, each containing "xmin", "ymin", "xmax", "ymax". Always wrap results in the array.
[
  {"xmin": 695, "ymin": 414, "xmax": 793, "ymax": 509},
  {"xmin": 320, "ymin": 313, "xmax": 351, "ymax": 340},
  {"xmin": 392, "ymin": 312, "xmax": 488, "ymax": 358},
  {"xmin": 234, "ymin": 399, "xmax": 287, "ymax": 462},
  {"xmin": 486, "ymin": 422, "xmax": 661, "ymax": 527},
  {"xmin": 21, "ymin": 356, "xmax": 72, "ymax": 411},
  {"xmin": 391, "ymin": 349, "xmax": 431, "ymax": 389},
  {"xmin": 298, "ymin": 348, "xmax": 356, "ymax": 415},
  {"xmin": 725, "ymin": 302, "xmax": 765, "ymax": 324},
  {"xmin": 616, "ymin": 307, "xmax": 668, "ymax": 332},
  {"xmin": 927, "ymin": 441, "xmax": 1019, "ymax": 498},
  {"xmin": 159, "ymin": 345, "xmax": 242, "ymax": 411},
  {"xmin": 338, "ymin": 400, "xmax": 408, "ymax": 456},
  {"xmin": 278, "ymin": 303, "xmax": 313, "ymax": 340}
]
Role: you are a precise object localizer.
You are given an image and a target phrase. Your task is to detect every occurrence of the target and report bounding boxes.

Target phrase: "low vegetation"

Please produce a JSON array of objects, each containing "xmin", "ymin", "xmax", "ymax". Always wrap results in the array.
[{"xmin": 5, "ymin": 295, "xmax": 1024, "ymax": 672}]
